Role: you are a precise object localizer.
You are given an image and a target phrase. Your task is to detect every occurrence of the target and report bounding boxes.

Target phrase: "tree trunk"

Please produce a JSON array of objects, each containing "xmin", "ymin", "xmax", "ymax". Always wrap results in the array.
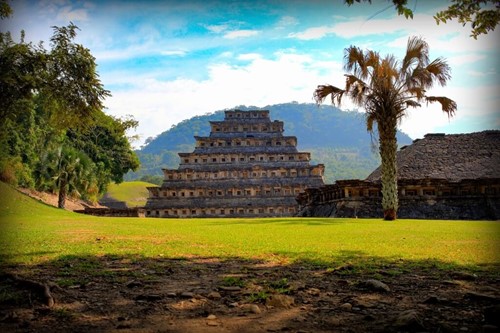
[
  {"xmin": 58, "ymin": 179, "xmax": 67, "ymax": 209},
  {"xmin": 378, "ymin": 117, "xmax": 398, "ymax": 220}
]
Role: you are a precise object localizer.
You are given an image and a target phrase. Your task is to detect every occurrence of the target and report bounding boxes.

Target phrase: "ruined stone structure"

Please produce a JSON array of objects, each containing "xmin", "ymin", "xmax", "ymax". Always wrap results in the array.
[
  {"xmin": 298, "ymin": 131, "xmax": 500, "ymax": 220},
  {"xmin": 76, "ymin": 207, "xmax": 145, "ymax": 217},
  {"xmin": 145, "ymin": 110, "xmax": 325, "ymax": 217}
]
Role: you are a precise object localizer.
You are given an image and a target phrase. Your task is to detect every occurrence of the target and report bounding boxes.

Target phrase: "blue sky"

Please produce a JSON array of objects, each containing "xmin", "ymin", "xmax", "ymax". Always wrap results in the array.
[{"xmin": 3, "ymin": 0, "xmax": 499, "ymax": 147}]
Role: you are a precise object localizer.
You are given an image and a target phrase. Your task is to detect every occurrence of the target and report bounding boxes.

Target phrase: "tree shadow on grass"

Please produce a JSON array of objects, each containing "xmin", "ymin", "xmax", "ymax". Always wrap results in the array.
[
  {"xmin": 207, "ymin": 218, "xmax": 356, "ymax": 226},
  {"xmin": 0, "ymin": 252, "xmax": 499, "ymax": 333}
]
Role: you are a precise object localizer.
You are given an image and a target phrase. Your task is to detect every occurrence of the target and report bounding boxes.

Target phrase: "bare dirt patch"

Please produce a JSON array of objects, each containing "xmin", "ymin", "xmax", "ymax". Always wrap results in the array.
[
  {"xmin": 17, "ymin": 188, "xmax": 104, "ymax": 211},
  {"xmin": 1, "ymin": 256, "xmax": 499, "ymax": 333}
]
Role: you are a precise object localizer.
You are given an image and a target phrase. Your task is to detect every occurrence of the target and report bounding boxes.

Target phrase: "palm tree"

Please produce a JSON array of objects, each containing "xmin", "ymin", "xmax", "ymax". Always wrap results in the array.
[
  {"xmin": 35, "ymin": 144, "xmax": 96, "ymax": 208},
  {"xmin": 314, "ymin": 36, "xmax": 457, "ymax": 220},
  {"xmin": 47, "ymin": 145, "xmax": 93, "ymax": 209}
]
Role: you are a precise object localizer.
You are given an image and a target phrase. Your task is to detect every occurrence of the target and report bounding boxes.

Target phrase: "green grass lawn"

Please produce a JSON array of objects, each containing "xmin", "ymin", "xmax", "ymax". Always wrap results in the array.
[
  {"xmin": 105, "ymin": 181, "xmax": 155, "ymax": 207},
  {"xmin": 1, "ymin": 182, "xmax": 499, "ymax": 272}
]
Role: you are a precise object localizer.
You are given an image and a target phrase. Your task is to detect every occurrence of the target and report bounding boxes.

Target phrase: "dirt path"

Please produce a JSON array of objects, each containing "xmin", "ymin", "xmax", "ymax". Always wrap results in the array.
[
  {"xmin": 1, "ymin": 256, "xmax": 499, "ymax": 332},
  {"xmin": 17, "ymin": 188, "xmax": 104, "ymax": 211}
]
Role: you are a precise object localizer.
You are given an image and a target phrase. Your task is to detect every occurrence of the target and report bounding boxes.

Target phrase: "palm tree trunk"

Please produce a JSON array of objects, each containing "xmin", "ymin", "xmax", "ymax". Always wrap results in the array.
[
  {"xmin": 58, "ymin": 179, "xmax": 67, "ymax": 209},
  {"xmin": 378, "ymin": 117, "xmax": 398, "ymax": 220}
]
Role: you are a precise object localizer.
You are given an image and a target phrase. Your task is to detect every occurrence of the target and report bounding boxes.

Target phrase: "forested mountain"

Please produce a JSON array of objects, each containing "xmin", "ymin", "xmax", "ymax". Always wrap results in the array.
[{"xmin": 129, "ymin": 103, "xmax": 413, "ymax": 183}]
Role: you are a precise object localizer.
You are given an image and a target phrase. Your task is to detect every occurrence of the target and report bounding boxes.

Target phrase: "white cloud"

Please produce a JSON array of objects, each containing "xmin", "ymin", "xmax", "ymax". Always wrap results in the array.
[
  {"xmin": 331, "ymin": 13, "xmax": 465, "ymax": 40},
  {"xmin": 218, "ymin": 51, "xmax": 234, "ymax": 58},
  {"xmin": 7, "ymin": 0, "xmax": 498, "ymax": 149},
  {"xmin": 288, "ymin": 14, "xmax": 421, "ymax": 41},
  {"xmin": 92, "ymin": 4, "xmax": 499, "ymax": 148},
  {"xmin": 276, "ymin": 16, "xmax": 298, "ymax": 29},
  {"xmin": 333, "ymin": 16, "xmax": 409, "ymax": 39},
  {"xmin": 205, "ymin": 24, "xmax": 229, "ymax": 34},
  {"xmin": 57, "ymin": 6, "xmax": 88, "ymax": 22},
  {"xmin": 93, "ymin": 37, "xmax": 196, "ymax": 61},
  {"xmin": 161, "ymin": 50, "xmax": 187, "ymax": 56},
  {"xmin": 223, "ymin": 29, "xmax": 260, "ymax": 39},
  {"xmin": 467, "ymin": 70, "xmax": 496, "ymax": 77},
  {"xmin": 93, "ymin": 43, "xmax": 155, "ymax": 61},
  {"xmin": 448, "ymin": 54, "xmax": 485, "ymax": 66},
  {"xmin": 287, "ymin": 13, "xmax": 499, "ymax": 59},
  {"xmin": 288, "ymin": 26, "xmax": 336, "ymax": 40},
  {"xmin": 104, "ymin": 52, "xmax": 344, "ymax": 147},
  {"xmin": 354, "ymin": 13, "xmax": 500, "ymax": 54},
  {"xmin": 38, "ymin": 0, "xmax": 69, "ymax": 16},
  {"xmin": 400, "ymin": 83, "xmax": 500, "ymax": 139},
  {"xmin": 237, "ymin": 53, "xmax": 262, "ymax": 61}
]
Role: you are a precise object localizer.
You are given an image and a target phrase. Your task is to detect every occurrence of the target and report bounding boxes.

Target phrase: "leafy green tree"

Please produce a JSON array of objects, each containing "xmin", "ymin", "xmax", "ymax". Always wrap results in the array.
[
  {"xmin": 434, "ymin": 0, "xmax": 500, "ymax": 38},
  {"xmin": 0, "ymin": 100, "xmax": 37, "ymax": 187},
  {"xmin": 0, "ymin": 20, "xmax": 139, "ymax": 205},
  {"xmin": 66, "ymin": 113, "xmax": 140, "ymax": 193},
  {"xmin": 345, "ymin": 0, "xmax": 500, "ymax": 38},
  {"xmin": 345, "ymin": 0, "xmax": 414, "ymax": 18},
  {"xmin": 0, "ymin": 31, "xmax": 43, "ymax": 186},
  {"xmin": 1, "ymin": 23, "xmax": 109, "ymax": 130},
  {"xmin": 41, "ymin": 23, "xmax": 111, "ymax": 130},
  {"xmin": 314, "ymin": 36, "xmax": 456, "ymax": 220},
  {"xmin": 0, "ymin": 32, "xmax": 43, "ymax": 126},
  {"xmin": 0, "ymin": 0, "xmax": 12, "ymax": 19}
]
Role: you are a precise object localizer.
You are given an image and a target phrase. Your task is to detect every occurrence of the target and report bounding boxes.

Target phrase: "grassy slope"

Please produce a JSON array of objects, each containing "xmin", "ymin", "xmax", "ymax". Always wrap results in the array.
[
  {"xmin": 1, "ymin": 182, "xmax": 499, "ymax": 270},
  {"xmin": 105, "ymin": 181, "xmax": 156, "ymax": 207}
]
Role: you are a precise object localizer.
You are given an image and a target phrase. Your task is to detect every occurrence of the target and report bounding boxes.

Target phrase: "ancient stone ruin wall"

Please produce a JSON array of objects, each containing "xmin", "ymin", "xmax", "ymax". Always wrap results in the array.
[
  {"xmin": 75, "ymin": 207, "xmax": 146, "ymax": 217},
  {"xmin": 145, "ymin": 110, "xmax": 325, "ymax": 218},
  {"xmin": 297, "ymin": 131, "xmax": 500, "ymax": 220},
  {"xmin": 297, "ymin": 179, "xmax": 500, "ymax": 220}
]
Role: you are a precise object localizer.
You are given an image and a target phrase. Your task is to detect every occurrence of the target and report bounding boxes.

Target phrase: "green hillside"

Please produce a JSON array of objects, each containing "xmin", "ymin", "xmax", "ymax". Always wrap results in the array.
[
  {"xmin": 0, "ymin": 182, "xmax": 76, "ymax": 222},
  {"xmin": 128, "ymin": 103, "xmax": 412, "ymax": 182},
  {"xmin": 103, "ymin": 181, "xmax": 156, "ymax": 207}
]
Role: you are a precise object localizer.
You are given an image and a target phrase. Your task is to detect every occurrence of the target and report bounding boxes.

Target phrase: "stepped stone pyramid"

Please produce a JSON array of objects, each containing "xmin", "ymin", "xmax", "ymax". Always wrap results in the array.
[{"xmin": 144, "ymin": 110, "xmax": 325, "ymax": 217}]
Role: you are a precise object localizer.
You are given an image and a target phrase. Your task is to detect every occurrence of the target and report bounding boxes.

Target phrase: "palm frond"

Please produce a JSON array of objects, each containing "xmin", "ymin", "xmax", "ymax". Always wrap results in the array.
[
  {"xmin": 344, "ymin": 46, "xmax": 364, "ymax": 69},
  {"xmin": 313, "ymin": 84, "xmax": 345, "ymax": 106},
  {"xmin": 379, "ymin": 55, "xmax": 398, "ymax": 88},
  {"xmin": 426, "ymin": 96, "xmax": 457, "ymax": 117},
  {"xmin": 347, "ymin": 82, "xmax": 367, "ymax": 106},
  {"xmin": 345, "ymin": 74, "xmax": 367, "ymax": 93},
  {"xmin": 344, "ymin": 46, "xmax": 366, "ymax": 78},
  {"xmin": 425, "ymin": 57, "xmax": 452, "ymax": 86},
  {"xmin": 382, "ymin": 55, "xmax": 398, "ymax": 76},
  {"xmin": 404, "ymin": 66, "xmax": 428, "ymax": 90},
  {"xmin": 405, "ymin": 100, "xmax": 421, "ymax": 108},
  {"xmin": 361, "ymin": 50, "xmax": 379, "ymax": 80},
  {"xmin": 406, "ymin": 86, "xmax": 426, "ymax": 99},
  {"xmin": 366, "ymin": 112, "xmax": 377, "ymax": 132},
  {"xmin": 365, "ymin": 50, "xmax": 380, "ymax": 68},
  {"xmin": 401, "ymin": 36, "xmax": 429, "ymax": 74}
]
